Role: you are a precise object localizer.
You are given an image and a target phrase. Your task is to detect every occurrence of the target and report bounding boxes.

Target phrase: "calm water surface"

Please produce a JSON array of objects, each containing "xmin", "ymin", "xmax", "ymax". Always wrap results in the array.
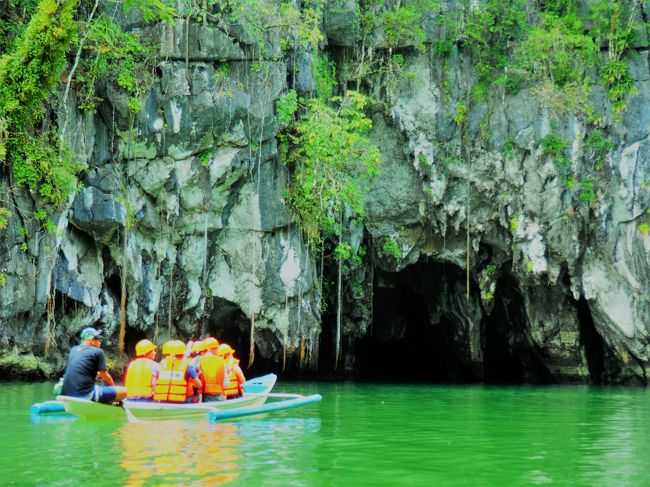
[{"xmin": 2, "ymin": 381, "xmax": 650, "ymax": 485}]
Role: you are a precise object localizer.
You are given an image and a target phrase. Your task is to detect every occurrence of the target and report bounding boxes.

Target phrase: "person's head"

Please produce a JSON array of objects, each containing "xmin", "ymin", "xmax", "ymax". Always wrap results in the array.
[
  {"xmin": 203, "ymin": 336, "xmax": 219, "ymax": 353},
  {"xmin": 135, "ymin": 339, "xmax": 157, "ymax": 359},
  {"xmin": 217, "ymin": 343, "xmax": 234, "ymax": 358},
  {"xmin": 191, "ymin": 340, "xmax": 204, "ymax": 357},
  {"xmin": 162, "ymin": 339, "xmax": 185, "ymax": 358},
  {"xmin": 80, "ymin": 327, "xmax": 103, "ymax": 347}
]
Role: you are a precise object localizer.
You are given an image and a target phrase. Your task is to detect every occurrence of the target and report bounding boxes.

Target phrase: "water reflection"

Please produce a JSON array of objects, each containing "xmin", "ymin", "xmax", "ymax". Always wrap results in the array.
[
  {"xmin": 117, "ymin": 420, "xmax": 242, "ymax": 486},
  {"xmin": 117, "ymin": 417, "xmax": 321, "ymax": 486}
]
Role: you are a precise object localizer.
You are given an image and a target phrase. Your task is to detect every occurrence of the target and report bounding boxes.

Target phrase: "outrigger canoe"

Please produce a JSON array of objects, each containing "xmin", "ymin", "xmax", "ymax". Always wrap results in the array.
[
  {"xmin": 68, "ymin": 374, "xmax": 276, "ymax": 421},
  {"xmin": 31, "ymin": 374, "xmax": 321, "ymax": 422}
]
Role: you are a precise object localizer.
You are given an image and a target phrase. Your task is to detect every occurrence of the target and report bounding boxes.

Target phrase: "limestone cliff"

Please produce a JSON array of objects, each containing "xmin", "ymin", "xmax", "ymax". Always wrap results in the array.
[{"xmin": 1, "ymin": 0, "xmax": 649, "ymax": 385}]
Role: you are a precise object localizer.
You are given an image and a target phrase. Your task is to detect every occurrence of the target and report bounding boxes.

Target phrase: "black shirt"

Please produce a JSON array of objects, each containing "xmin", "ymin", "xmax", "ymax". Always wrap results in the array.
[{"xmin": 62, "ymin": 345, "xmax": 107, "ymax": 397}]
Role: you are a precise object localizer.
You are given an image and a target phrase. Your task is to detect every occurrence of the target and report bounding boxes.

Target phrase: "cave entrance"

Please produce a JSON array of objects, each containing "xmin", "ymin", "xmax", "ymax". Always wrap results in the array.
[
  {"xmin": 204, "ymin": 297, "xmax": 274, "ymax": 377},
  {"xmin": 577, "ymin": 296, "xmax": 605, "ymax": 384},
  {"xmin": 483, "ymin": 272, "xmax": 553, "ymax": 384},
  {"xmin": 355, "ymin": 262, "xmax": 478, "ymax": 383}
]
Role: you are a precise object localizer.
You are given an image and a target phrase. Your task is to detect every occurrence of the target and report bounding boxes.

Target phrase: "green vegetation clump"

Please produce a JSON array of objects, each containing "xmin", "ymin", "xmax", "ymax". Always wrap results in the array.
[
  {"xmin": 461, "ymin": 0, "xmax": 527, "ymax": 99},
  {"xmin": 0, "ymin": 0, "xmax": 81, "ymax": 211},
  {"xmin": 282, "ymin": 90, "xmax": 380, "ymax": 250},
  {"xmin": 584, "ymin": 130, "xmax": 613, "ymax": 170},
  {"xmin": 383, "ymin": 237, "xmax": 402, "ymax": 259},
  {"xmin": 0, "ymin": 0, "xmax": 79, "ymax": 132},
  {"xmin": 578, "ymin": 177, "xmax": 597, "ymax": 203},
  {"xmin": 541, "ymin": 134, "xmax": 571, "ymax": 178}
]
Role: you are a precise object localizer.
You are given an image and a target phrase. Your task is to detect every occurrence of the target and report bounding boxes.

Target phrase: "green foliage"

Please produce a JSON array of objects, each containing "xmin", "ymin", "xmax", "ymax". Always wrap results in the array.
[
  {"xmin": 584, "ymin": 130, "xmax": 613, "ymax": 170},
  {"xmin": 124, "ymin": 0, "xmax": 176, "ymax": 24},
  {"xmin": 382, "ymin": 237, "xmax": 402, "ymax": 259},
  {"xmin": 201, "ymin": 0, "xmax": 322, "ymax": 55},
  {"xmin": 541, "ymin": 133, "xmax": 570, "ymax": 158},
  {"xmin": 485, "ymin": 263, "xmax": 497, "ymax": 277},
  {"xmin": 462, "ymin": 0, "xmax": 527, "ymax": 94},
  {"xmin": 75, "ymin": 14, "xmax": 149, "ymax": 112},
  {"xmin": 334, "ymin": 241, "xmax": 352, "ymax": 261},
  {"xmin": 198, "ymin": 148, "xmax": 211, "ymax": 167},
  {"xmin": 514, "ymin": 14, "xmax": 596, "ymax": 89},
  {"xmin": 0, "ymin": 207, "xmax": 11, "ymax": 229},
  {"xmin": 380, "ymin": 0, "xmax": 438, "ymax": 51},
  {"xmin": 541, "ymin": 133, "xmax": 571, "ymax": 178},
  {"xmin": 578, "ymin": 177, "xmax": 597, "ymax": 203},
  {"xmin": 526, "ymin": 260, "xmax": 534, "ymax": 273},
  {"xmin": 0, "ymin": 0, "xmax": 79, "ymax": 131},
  {"xmin": 12, "ymin": 134, "xmax": 81, "ymax": 207},
  {"xmin": 541, "ymin": 0, "xmax": 576, "ymax": 16},
  {"xmin": 502, "ymin": 137, "xmax": 516, "ymax": 159},
  {"xmin": 0, "ymin": 272, "xmax": 5, "ymax": 287},
  {"xmin": 600, "ymin": 58, "xmax": 635, "ymax": 114},
  {"xmin": 0, "ymin": 0, "xmax": 83, "ymax": 210},
  {"xmin": 276, "ymin": 89, "xmax": 298, "ymax": 126},
  {"xmin": 453, "ymin": 102, "xmax": 468, "ymax": 126},
  {"xmin": 283, "ymin": 91, "xmax": 380, "ymax": 249},
  {"xmin": 0, "ymin": 0, "xmax": 41, "ymax": 54},
  {"xmin": 313, "ymin": 54, "xmax": 336, "ymax": 102},
  {"xmin": 590, "ymin": 1, "xmax": 640, "ymax": 115},
  {"xmin": 640, "ymin": 223, "xmax": 650, "ymax": 235},
  {"xmin": 510, "ymin": 213, "xmax": 519, "ymax": 233}
]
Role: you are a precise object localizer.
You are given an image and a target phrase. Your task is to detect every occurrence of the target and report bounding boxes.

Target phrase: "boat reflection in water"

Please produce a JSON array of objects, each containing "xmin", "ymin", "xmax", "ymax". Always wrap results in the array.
[
  {"xmin": 117, "ymin": 420, "xmax": 242, "ymax": 485},
  {"xmin": 117, "ymin": 415, "xmax": 322, "ymax": 485}
]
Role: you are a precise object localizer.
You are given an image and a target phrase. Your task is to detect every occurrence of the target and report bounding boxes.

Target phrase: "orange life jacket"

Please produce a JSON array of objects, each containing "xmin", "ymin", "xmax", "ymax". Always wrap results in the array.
[
  {"xmin": 124, "ymin": 358, "xmax": 157, "ymax": 398},
  {"xmin": 223, "ymin": 357, "xmax": 242, "ymax": 398},
  {"xmin": 153, "ymin": 356, "xmax": 192, "ymax": 402},
  {"xmin": 200, "ymin": 354, "xmax": 226, "ymax": 395}
]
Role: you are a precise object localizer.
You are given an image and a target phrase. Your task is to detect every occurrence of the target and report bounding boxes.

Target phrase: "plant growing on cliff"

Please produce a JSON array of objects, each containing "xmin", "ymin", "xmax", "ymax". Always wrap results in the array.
[
  {"xmin": 0, "ymin": 0, "xmax": 83, "ymax": 211},
  {"xmin": 461, "ymin": 0, "xmax": 527, "ymax": 100},
  {"xmin": 590, "ymin": 1, "xmax": 640, "ymax": 115},
  {"xmin": 513, "ymin": 11, "xmax": 596, "ymax": 112},
  {"xmin": 383, "ymin": 236, "xmax": 402, "ymax": 259},
  {"xmin": 283, "ymin": 90, "xmax": 380, "ymax": 249},
  {"xmin": 584, "ymin": 129, "xmax": 613, "ymax": 170},
  {"xmin": 541, "ymin": 133, "xmax": 571, "ymax": 180},
  {"xmin": 576, "ymin": 177, "xmax": 597, "ymax": 205},
  {"xmin": 345, "ymin": 0, "xmax": 439, "ymax": 102}
]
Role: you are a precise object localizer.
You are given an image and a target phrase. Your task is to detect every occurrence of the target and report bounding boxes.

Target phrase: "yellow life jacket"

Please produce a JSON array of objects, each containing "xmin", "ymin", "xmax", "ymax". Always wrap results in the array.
[
  {"xmin": 223, "ymin": 357, "xmax": 242, "ymax": 398},
  {"xmin": 154, "ymin": 357, "xmax": 191, "ymax": 402},
  {"xmin": 200, "ymin": 354, "xmax": 225, "ymax": 395},
  {"xmin": 125, "ymin": 358, "xmax": 156, "ymax": 398}
]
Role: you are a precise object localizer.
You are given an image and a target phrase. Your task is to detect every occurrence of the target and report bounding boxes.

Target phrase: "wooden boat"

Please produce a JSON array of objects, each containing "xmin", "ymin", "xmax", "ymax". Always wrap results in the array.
[
  {"xmin": 120, "ymin": 374, "xmax": 278, "ymax": 421},
  {"xmin": 51, "ymin": 374, "xmax": 277, "ymax": 422}
]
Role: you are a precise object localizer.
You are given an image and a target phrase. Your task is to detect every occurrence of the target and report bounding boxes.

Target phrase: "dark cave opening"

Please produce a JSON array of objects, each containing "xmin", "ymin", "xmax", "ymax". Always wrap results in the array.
[
  {"xmin": 354, "ymin": 263, "xmax": 479, "ymax": 383},
  {"xmin": 577, "ymin": 296, "xmax": 605, "ymax": 384},
  {"xmin": 353, "ymin": 262, "xmax": 557, "ymax": 384},
  {"xmin": 483, "ymin": 272, "xmax": 553, "ymax": 384},
  {"xmin": 106, "ymin": 274, "xmax": 121, "ymax": 301},
  {"xmin": 204, "ymin": 297, "xmax": 271, "ymax": 377}
]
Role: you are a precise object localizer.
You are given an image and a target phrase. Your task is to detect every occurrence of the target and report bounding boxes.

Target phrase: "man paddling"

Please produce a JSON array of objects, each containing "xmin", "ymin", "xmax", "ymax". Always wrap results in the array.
[{"xmin": 62, "ymin": 327, "xmax": 127, "ymax": 403}]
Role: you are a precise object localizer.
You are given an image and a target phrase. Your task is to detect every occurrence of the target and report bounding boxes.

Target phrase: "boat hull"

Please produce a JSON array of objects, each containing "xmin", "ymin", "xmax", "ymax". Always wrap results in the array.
[{"xmin": 56, "ymin": 374, "xmax": 277, "ymax": 422}]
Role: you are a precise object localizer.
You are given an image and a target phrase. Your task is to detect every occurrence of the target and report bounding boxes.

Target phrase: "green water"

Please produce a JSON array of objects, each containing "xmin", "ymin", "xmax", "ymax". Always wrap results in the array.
[{"xmin": 3, "ymin": 381, "xmax": 650, "ymax": 486}]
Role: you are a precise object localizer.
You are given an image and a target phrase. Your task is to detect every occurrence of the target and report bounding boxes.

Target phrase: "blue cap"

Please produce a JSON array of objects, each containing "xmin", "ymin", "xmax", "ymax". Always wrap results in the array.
[{"xmin": 80, "ymin": 327, "xmax": 102, "ymax": 341}]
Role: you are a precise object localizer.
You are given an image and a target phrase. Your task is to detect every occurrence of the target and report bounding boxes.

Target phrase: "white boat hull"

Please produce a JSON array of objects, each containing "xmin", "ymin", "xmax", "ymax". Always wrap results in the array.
[{"xmin": 57, "ymin": 374, "xmax": 277, "ymax": 422}]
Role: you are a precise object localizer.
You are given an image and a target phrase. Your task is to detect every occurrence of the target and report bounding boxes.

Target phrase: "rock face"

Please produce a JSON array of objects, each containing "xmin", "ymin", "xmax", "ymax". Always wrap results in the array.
[{"xmin": 0, "ymin": 1, "xmax": 649, "ymax": 384}]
